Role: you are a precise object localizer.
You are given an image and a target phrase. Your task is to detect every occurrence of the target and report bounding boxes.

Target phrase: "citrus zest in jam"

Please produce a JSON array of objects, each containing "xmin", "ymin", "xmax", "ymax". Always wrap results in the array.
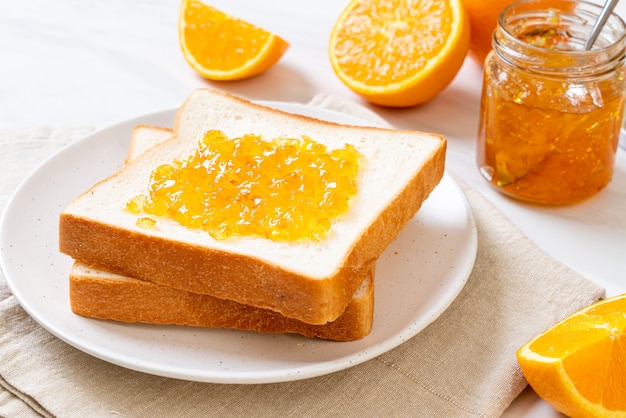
[{"xmin": 125, "ymin": 130, "xmax": 361, "ymax": 241}]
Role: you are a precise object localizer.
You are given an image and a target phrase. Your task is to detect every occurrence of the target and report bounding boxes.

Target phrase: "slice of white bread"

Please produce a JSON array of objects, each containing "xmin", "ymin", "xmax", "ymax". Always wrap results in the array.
[
  {"xmin": 59, "ymin": 88, "xmax": 446, "ymax": 325},
  {"xmin": 69, "ymin": 125, "xmax": 374, "ymax": 341},
  {"xmin": 124, "ymin": 124, "xmax": 172, "ymax": 164},
  {"xmin": 69, "ymin": 262, "xmax": 374, "ymax": 341}
]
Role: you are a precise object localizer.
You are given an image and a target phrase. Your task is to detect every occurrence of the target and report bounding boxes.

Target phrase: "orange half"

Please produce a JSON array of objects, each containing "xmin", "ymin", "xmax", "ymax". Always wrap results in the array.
[
  {"xmin": 328, "ymin": 0, "xmax": 470, "ymax": 107},
  {"xmin": 178, "ymin": 0, "xmax": 289, "ymax": 81}
]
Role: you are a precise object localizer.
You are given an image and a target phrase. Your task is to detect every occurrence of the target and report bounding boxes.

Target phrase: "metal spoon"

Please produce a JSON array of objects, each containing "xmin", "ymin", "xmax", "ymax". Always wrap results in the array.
[{"xmin": 584, "ymin": 0, "xmax": 620, "ymax": 50}]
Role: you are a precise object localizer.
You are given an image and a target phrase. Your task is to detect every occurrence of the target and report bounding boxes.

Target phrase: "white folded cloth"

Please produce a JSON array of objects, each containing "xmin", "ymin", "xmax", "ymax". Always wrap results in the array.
[{"xmin": 0, "ymin": 97, "xmax": 604, "ymax": 418}]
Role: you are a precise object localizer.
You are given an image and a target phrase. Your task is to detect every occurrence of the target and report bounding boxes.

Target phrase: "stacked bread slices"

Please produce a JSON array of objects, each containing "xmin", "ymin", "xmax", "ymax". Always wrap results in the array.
[
  {"xmin": 69, "ymin": 124, "xmax": 375, "ymax": 341},
  {"xmin": 59, "ymin": 88, "xmax": 446, "ymax": 341}
]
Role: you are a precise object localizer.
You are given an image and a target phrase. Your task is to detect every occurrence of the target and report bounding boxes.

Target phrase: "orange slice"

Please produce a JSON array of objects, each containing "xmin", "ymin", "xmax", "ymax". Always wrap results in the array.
[
  {"xmin": 178, "ymin": 0, "xmax": 289, "ymax": 81},
  {"xmin": 328, "ymin": 0, "xmax": 470, "ymax": 107},
  {"xmin": 516, "ymin": 293, "xmax": 626, "ymax": 417}
]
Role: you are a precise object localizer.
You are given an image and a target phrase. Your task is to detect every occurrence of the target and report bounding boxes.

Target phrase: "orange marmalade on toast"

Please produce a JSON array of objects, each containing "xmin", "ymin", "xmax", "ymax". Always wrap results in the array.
[{"xmin": 125, "ymin": 130, "xmax": 361, "ymax": 241}]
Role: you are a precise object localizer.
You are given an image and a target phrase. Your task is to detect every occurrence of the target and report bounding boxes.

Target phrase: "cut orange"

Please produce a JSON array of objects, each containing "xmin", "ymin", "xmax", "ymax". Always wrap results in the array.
[
  {"xmin": 328, "ymin": 0, "xmax": 470, "ymax": 107},
  {"xmin": 517, "ymin": 293, "xmax": 626, "ymax": 418},
  {"xmin": 178, "ymin": 0, "xmax": 289, "ymax": 81}
]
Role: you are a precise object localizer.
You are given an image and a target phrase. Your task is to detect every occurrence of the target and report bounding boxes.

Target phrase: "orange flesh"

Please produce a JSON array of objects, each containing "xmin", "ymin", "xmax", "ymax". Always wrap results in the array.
[
  {"xmin": 478, "ymin": 24, "xmax": 624, "ymax": 204},
  {"xmin": 528, "ymin": 305, "xmax": 626, "ymax": 411},
  {"xmin": 127, "ymin": 131, "xmax": 360, "ymax": 242},
  {"xmin": 331, "ymin": 0, "xmax": 456, "ymax": 87},
  {"xmin": 181, "ymin": 1, "xmax": 271, "ymax": 71}
]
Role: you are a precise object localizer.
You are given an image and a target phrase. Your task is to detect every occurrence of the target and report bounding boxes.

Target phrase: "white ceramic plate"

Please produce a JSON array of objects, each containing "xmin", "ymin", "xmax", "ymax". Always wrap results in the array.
[{"xmin": 0, "ymin": 102, "xmax": 477, "ymax": 384}]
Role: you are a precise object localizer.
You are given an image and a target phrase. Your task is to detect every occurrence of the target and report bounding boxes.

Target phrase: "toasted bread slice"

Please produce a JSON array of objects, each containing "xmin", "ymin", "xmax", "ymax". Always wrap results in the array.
[
  {"xmin": 69, "ymin": 262, "xmax": 374, "ymax": 341},
  {"xmin": 59, "ymin": 88, "xmax": 446, "ymax": 324},
  {"xmin": 69, "ymin": 125, "xmax": 374, "ymax": 341}
]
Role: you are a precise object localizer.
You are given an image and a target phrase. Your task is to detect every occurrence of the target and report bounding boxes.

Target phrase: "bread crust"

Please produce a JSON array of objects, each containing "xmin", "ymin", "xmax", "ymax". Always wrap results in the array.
[
  {"xmin": 60, "ymin": 216, "xmax": 376, "ymax": 324},
  {"xmin": 59, "ymin": 89, "xmax": 446, "ymax": 325},
  {"xmin": 70, "ymin": 264, "xmax": 374, "ymax": 342}
]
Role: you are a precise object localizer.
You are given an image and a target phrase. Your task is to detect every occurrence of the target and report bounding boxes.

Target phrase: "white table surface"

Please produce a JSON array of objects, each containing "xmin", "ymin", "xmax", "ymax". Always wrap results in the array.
[{"xmin": 1, "ymin": 0, "xmax": 624, "ymax": 416}]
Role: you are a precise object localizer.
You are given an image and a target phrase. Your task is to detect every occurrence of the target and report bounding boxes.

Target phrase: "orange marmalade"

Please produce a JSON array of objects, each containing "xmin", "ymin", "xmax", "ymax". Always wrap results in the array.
[
  {"xmin": 477, "ymin": 0, "xmax": 626, "ymax": 204},
  {"xmin": 125, "ymin": 130, "xmax": 361, "ymax": 241}
]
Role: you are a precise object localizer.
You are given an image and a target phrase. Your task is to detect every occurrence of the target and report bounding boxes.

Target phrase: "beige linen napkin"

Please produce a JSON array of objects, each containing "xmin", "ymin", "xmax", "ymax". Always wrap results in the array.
[{"xmin": 0, "ymin": 98, "xmax": 605, "ymax": 418}]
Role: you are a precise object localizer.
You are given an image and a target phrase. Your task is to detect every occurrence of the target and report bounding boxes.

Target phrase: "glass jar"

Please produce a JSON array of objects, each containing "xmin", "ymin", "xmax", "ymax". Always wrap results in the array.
[{"xmin": 477, "ymin": 0, "xmax": 626, "ymax": 204}]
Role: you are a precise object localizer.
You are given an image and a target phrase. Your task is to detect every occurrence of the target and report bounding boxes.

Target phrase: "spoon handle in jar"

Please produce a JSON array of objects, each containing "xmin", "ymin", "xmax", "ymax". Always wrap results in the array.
[{"xmin": 584, "ymin": 0, "xmax": 620, "ymax": 50}]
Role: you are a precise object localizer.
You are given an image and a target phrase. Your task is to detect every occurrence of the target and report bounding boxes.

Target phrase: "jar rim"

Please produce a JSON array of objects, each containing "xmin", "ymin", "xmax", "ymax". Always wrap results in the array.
[
  {"xmin": 498, "ymin": 0, "xmax": 626, "ymax": 53},
  {"xmin": 494, "ymin": 0, "xmax": 626, "ymax": 74}
]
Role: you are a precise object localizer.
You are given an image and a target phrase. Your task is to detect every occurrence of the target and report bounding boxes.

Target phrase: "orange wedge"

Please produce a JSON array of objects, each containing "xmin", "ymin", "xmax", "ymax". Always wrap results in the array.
[
  {"xmin": 328, "ymin": 0, "xmax": 470, "ymax": 107},
  {"xmin": 178, "ymin": 0, "xmax": 289, "ymax": 81},
  {"xmin": 516, "ymin": 293, "xmax": 626, "ymax": 418}
]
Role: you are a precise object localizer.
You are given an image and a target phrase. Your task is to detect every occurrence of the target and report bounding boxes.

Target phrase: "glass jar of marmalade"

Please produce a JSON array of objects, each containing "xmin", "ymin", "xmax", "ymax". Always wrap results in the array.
[{"xmin": 477, "ymin": 0, "xmax": 626, "ymax": 204}]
